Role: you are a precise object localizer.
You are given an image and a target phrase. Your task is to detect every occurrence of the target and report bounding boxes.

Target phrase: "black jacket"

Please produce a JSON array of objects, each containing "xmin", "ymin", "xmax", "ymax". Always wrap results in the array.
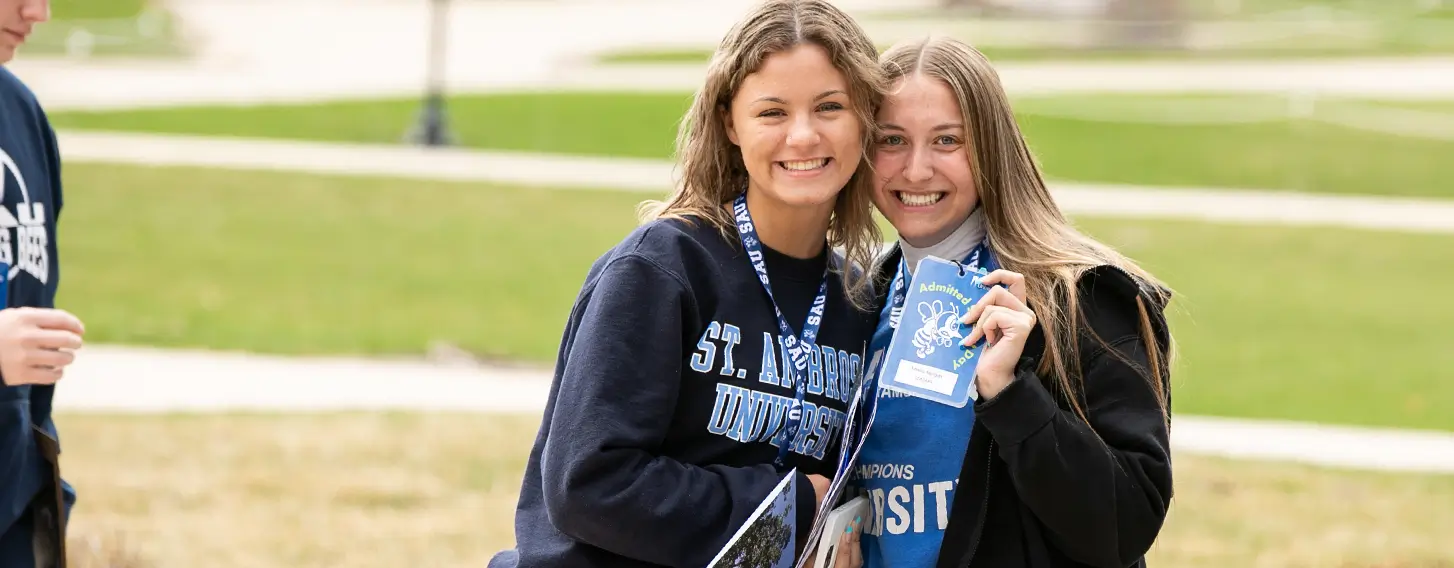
[{"xmin": 871, "ymin": 246, "xmax": 1174, "ymax": 568}]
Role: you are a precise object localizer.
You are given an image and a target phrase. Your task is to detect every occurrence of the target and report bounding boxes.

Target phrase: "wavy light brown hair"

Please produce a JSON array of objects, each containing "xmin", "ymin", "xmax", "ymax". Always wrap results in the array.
[
  {"xmin": 638, "ymin": 0, "xmax": 888, "ymax": 310},
  {"xmin": 879, "ymin": 36, "xmax": 1176, "ymax": 425}
]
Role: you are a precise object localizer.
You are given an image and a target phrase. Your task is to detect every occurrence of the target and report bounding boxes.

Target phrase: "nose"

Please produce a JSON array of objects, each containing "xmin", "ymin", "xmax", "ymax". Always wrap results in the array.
[
  {"xmin": 785, "ymin": 113, "xmax": 822, "ymax": 149},
  {"xmin": 21, "ymin": 0, "xmax": 50, "ymax": 23},
  {"xmin": 903, "ymin": 145, "xmax": 933, "ymax": 183}
]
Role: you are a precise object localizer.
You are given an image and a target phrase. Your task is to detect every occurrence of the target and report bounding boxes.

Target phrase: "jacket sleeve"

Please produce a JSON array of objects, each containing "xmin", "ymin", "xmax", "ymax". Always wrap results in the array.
[
  {"xmin": 972, "ymin": 267, "xmax": 1173, "ymax": 567},
  {"xmin": 539, "ymin": 253, "xmax": 797, "ymax": 568}
]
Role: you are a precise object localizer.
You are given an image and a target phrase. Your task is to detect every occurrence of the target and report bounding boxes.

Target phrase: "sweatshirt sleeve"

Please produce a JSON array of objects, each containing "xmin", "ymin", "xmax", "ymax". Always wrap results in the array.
[
  {"xmin": 972, "ymin": 269, "xmax": 1173, "ymax": 568},
  {"xmin": 539, "ymin": 253, "xmax": 795, "ymax": 567}
]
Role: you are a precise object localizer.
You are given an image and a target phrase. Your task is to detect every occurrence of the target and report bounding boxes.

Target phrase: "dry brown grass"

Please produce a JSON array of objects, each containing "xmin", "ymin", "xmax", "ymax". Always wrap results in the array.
[
  {"xmin": 55, "ymin": 412, "xmax": 537, "ymax": 568},
  {"xmin": 50, "ymin": 412, "xmax": 1454, "ymax": 567},
  {"xmin": 1149, "ymin": 453, "xmax": 1454, "ymax": 568},
  {"xmin": 67, "ymin": 529, "xmax": 151, "ymax": 568}
]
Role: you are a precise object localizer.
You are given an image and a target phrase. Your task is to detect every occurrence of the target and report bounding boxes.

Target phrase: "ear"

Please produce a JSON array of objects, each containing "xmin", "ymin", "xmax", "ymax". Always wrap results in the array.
[{"xmin": 720, "ymin": 104, "xmax": 740, "ymax": 147}]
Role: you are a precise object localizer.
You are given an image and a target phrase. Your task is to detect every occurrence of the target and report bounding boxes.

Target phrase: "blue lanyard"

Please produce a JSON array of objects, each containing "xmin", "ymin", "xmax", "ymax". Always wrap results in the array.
[{"xmin": 731, "ymin": 192, "xmax": 830, "ymax": 468}]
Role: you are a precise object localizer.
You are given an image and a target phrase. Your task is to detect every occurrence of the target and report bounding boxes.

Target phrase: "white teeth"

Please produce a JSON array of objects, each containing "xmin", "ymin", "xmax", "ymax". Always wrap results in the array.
[
  {"xmin": 781, "ymin": 158, "xmax": 829, "ymax": 171},
  {"xmin": 896, "ymin": 192, "xmax": 944, "ymax": 207}
]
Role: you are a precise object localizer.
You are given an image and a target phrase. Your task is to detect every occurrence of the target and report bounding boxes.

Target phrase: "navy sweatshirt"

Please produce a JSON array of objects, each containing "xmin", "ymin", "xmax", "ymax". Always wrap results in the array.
[
  {"xmin": 0, "ymin": 67, "xmax": 73, "ymax": 566},
  {"xmin": 491, "ymin": 215, "xmax": 876, "ymax": 568}
]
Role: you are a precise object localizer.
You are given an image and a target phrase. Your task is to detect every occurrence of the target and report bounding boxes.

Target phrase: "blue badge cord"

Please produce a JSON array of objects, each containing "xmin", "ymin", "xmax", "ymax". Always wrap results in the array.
[{"xmin": 732, "ymin": 193, "xmax": 830, "ymax": 469}]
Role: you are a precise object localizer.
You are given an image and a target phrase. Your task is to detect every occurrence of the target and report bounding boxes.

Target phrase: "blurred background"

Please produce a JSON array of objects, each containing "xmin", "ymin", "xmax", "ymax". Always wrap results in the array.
[{"xmin": 6, "ymin": 0, "xmax": 1452, "ymax": 566}]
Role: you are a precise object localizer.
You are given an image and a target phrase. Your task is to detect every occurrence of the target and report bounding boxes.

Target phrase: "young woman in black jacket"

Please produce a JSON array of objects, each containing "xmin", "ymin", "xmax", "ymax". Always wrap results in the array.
[{"xmin": 837, "ymin": 36, "xmax": 1177, "ymax": 568}]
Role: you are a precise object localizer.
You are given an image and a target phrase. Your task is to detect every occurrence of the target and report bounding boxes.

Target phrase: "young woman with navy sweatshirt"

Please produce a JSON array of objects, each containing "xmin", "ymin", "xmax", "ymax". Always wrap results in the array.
[
  {"xmin": 488, "ymin": 2, "xmax": 889, "ymax": 566},
  {"xmin": 841, "ymin": 37, "xmax": 1178, "ymax": 568}
]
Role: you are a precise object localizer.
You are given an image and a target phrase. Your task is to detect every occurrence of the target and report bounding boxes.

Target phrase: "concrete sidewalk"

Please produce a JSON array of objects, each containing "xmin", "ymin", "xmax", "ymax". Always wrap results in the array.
[
  {"xmin": 19, "ymin": 55, "xmax": 1454, "ymax": 112},
  {"xmin": 55, "ymin": 344, "xmax": 1454, "ymax": 475},
  {"xmin": 56, "ymin": 344, "xmax": 553, "ymax": 414},
  {"xmin": 59, "ymin": 130, "xmax": 1454, "ymax": 234},
  {"xmin": 547, "ymin": 57, "xmax": 1454, "ymax": 100}
]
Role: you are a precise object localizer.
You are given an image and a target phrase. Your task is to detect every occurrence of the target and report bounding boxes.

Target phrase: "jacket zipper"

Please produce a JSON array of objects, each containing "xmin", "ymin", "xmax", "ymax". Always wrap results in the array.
[{"xmin": 962, "ymin": 439, "xmax": 995, "ymax": 567}]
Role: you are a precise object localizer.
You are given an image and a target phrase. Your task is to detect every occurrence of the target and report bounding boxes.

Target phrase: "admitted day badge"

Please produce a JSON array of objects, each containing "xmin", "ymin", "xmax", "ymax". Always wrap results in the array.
[{"xmin": 878, "ymin": 255, "xmax": 992, "ymax": 408}]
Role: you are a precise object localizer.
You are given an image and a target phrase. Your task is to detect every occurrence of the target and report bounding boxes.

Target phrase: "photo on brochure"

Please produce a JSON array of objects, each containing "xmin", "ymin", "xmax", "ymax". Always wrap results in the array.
[{"xmin": 707, "ymin": 470, "xmax": 797, "ymax": 568}]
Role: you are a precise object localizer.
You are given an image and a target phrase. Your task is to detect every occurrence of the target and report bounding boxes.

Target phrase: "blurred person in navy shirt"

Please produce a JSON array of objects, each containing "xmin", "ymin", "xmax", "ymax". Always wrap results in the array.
[{"xmin": 0, "ymin": 1, "xmax": 87, "ymax": 566}]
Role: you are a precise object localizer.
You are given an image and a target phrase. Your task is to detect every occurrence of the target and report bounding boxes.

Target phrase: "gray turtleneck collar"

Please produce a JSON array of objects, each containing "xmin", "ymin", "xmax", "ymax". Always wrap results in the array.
[{"xmin": 901, "ymin": 207, "xmax": 986, "ymax": 274}]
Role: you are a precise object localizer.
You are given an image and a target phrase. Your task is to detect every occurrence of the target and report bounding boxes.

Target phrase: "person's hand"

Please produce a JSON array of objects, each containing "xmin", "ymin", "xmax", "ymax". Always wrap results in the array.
[
  {"xmin": 800, "ymin": 475, "xmax": 836, "ymax": 563},
  {"xmin": 807, "ymin": 474, "xmax": 832, "ymax": 509},
  {"xmin": 0, "ymin": 307, "xmax": 84, "ymax": 386},
  {"xmin": 961, "ymin": 270, "xmax": 1034, "ymax": 400},
  {"xmin": 831, "ymin": 515, "xmax": 862, "ymax": 568}
]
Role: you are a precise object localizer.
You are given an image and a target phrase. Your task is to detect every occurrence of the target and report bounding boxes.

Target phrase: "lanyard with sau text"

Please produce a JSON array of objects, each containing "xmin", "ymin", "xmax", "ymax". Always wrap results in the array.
[{"xmin": 732, "ymin": 192, "xmax": 830, "ymax": 469}]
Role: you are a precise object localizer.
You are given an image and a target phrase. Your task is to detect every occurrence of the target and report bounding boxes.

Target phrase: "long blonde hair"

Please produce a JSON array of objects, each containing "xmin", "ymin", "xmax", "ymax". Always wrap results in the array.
[
  {"xmin": 638, "ymin": 0, "xmax": 888, "ymax": 310},
  {"xmin": 879, "ymin": 36, "xmax": 1175, "ymax": 424}
]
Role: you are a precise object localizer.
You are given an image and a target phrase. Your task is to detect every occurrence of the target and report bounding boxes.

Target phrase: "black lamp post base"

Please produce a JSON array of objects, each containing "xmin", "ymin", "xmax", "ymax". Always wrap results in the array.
[{"xmin": 407, "ymin": 98, "xmax": 454, "ymax": 147}]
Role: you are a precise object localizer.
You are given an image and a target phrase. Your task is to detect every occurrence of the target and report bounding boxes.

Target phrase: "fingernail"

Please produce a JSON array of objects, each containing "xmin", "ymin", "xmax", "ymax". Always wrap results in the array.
[
  {"xmin": 855, "ymin": 515, "xmax": 861, "ymax": 524},
  {"xmin": 845, "ymin": 525, "xmax": 853, "ymax": 534}
]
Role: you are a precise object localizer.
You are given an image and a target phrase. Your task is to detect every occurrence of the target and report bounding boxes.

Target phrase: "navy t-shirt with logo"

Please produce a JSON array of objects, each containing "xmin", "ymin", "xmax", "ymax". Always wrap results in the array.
[{"xmin": 0, "ymin": 65, "xmax": 72, "ymax": 563}]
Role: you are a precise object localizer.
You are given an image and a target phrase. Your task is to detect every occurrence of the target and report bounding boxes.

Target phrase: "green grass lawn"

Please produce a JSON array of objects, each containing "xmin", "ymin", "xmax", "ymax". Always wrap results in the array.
[
  {"xmin": 1082, "ymin": 216, "xmax": 1454, "ymax": 432},
  {"xmin": 56, "ymin": 163, "xmax": 1454, "ymax": 431},
  {"xmin": 1368, "ymin": 98, "xmax": 1454, "ymax": 113},
  {"xmin": 53, "ymin": 0, "xmax": 150, "ymax": 20},
  {"xmin": 1012, "ymin": 93, "xmax": 1454, "ymax": 198},
  {"xmin": 25, "ymin": 0, "xmax": 184, "ymax": 57},
  {"xmin": 48, "ymin": 92, "xmax": 1454, "ymax": 198},
  {"xmin": 52, "ymin": 92, "xmax": 695, "ymax": 161}
]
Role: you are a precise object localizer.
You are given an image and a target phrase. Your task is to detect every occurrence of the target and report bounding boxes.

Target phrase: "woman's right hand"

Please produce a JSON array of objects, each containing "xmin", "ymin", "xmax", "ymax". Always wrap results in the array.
[{"xmin": 832, "ymin": 516, "xmax": 862, "ymax": 568}]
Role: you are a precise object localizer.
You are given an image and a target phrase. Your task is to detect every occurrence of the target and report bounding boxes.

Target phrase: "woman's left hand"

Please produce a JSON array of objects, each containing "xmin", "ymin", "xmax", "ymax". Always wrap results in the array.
[{"xmin": 961, "ymin": 270, "xmax": 1036, "ymax": 400}]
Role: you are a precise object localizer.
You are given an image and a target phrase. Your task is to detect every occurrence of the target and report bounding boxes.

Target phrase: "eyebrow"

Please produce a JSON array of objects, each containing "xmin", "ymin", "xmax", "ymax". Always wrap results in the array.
[
  {"xmin": 879, "ymin": 123, "xmax": 965, "ymax": 132},
  {"xmin": 752, "ymin": 90, "xmax": 848, "ymax": 105}
]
